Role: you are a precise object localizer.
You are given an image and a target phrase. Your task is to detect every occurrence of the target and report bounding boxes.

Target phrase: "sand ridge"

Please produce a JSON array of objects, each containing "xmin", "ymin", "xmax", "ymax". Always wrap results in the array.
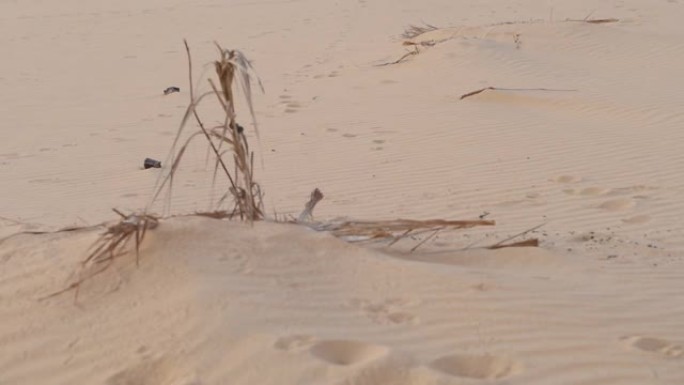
[{"xmin": 2, "ymin": 217, "xmax": 683, "ymax": 384}]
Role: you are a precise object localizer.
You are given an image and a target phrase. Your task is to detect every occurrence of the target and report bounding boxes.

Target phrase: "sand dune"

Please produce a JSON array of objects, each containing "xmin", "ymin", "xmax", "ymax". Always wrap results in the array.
[
  {"xmin": 2, "ymin": 217, "xmax": 683, "ymax": 384},
  {"xmin": 2, "ymin": 0, "xmax": 684, "ymax": 383}
]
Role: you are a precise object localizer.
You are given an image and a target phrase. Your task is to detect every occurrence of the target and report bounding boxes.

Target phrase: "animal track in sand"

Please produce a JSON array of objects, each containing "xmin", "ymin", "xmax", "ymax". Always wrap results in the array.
[
  {"xmin": 371, "ymin": 139, "xmax": 385, "ymax": 151},
  {"xmin": 429, "ymin": 353, "xmax": 523, "ymax": 380},
  {"xmin": 284, "ymin": 102, "xmax": 302, "ymax": 113},
  {"xmin": 563, "ymin": 187, "xmax": 611, "ymax": 196},
  {"xmin": 313, "ymin": 70, "xmax": 341, "ymax": 79},
  {"xmin": 552, "ymin": 175, "xmax": 582, "ymax": 184},
  {"xmin": 598, "ymin": 198, "xmax": 635, "ymax": 211},
  {"xmin": 380, "ymin": 79, "xmax": 398, "ymax": 84},
  {"xmin": 275, "ymin": 94, "xmax": 303, "ymax": 113},
  {"xmin": 349, "ymin": 298, "xmax": 420, "ymax": 325},
  {"xmin": 622, "ymin": 215, "xmax": 651, "ymax": 224},
  {"xmin": 274, "ymin": 334, "xmax": 316, "ymax": 351},
  {"xmin": 310, "ymin": 340, "xmax": 389, "ymax": 366},
  {"xmin": 621, "ymin": 336, "xmax": 683, "ymax": 358}
]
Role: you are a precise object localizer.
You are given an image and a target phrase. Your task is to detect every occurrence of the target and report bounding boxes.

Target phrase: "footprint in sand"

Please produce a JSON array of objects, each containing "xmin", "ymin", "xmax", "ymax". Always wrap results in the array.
[
  {"xmin": 580, "ymin": 187, "xmax": 612, "ymax": 196},
  {"xmin": 598, "ymin": 198, "xmax": 635, "ymax": 211},
  {"xmin": 349, "ymin": 298, "xmax": 420, "ymax": 325},
  {"xmin": 429, "ymin": 353, "xmax": 524, "ymax": 380},
  {"xmin": 380, "ymin": 79, "xmax": 398, "ymax": 85},
  {"xmin": 564, "ymin": 186, "xmax": 612, "ymax": 196},
  {"xmin": 274, "ymin": 334, "xmax": 317, "ymax": 352},
  {"xmin": 310, "ymin": 340, "xmax": 389, "ymax": 366},
  {"xmin": 277, "ymin": 94, "xmax": 303, "ymax": 114},
  {"xmin": 621, "ymin": 336, "xmax": 683, "ymax": 358},
  {"xmin": 284, "ymin": 102, "xmax": 303, "ymax": 114},
  {"xmin": 552, "ymin": 175, "xmax": 582, "ymax": 184},
  {"xmin": 622, "ymin": 215, "xmax": 651, "ymax": 225}
]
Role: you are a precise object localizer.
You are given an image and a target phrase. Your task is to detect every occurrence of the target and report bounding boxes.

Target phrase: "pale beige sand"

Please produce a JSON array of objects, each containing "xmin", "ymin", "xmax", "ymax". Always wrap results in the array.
[
  {"xmin": 2, "ymin": 217, "xmax": 683, "ymax": 384},
  {"xmin": 1, "ymin": 0, "xmax": 684, "ymax": 384}
]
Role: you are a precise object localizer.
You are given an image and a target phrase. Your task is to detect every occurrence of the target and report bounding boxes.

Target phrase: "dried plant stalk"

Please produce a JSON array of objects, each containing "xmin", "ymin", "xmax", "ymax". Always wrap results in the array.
[
  {"xmin": 150, "ymin": 40, "xmax": 264, "ymax": 221},
  {"xmin": 316, "ymin": 219, "xmax": 495, "ymax": 239},
  {"xmin": 41, "ymin": 211, "xmax": 159, "ymax": 302},
  {"xmin": 402, "ymin": 24, "xmax": 438, "ymax": 39},
  {"xmin": 460, "ymin": 86, "xmax": 578, "ymax": 100},
  {"xmin": 488, "ymin": 238, "xmax": 539, "ymax": 249}
]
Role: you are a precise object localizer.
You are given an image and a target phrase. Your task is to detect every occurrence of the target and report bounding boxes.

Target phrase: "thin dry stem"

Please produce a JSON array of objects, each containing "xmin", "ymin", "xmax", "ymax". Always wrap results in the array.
[
  {"xmin": 41, "ymin": 212, "xmax": 159, "ymax": 302},
  {"xmin": 402, "ymin": 24, "xmax": 438, "ymax": 39},
  {"xmin": 149, "ymin": 40, "xmax": 264, "ymax": 221},
  {"xmin": 377, "ymin": 46, "xmax": 421, "ymax": 66},
  {"xmin": 460, "ymin": 86, "xmax": 578, "ymax": 100}
]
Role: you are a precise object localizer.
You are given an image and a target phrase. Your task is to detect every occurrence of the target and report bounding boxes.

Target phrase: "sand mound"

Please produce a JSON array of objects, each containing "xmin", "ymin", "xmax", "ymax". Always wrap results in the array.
[{"xmin": 1, "ymin": 216, "xmax": 683, "ymax": 384}]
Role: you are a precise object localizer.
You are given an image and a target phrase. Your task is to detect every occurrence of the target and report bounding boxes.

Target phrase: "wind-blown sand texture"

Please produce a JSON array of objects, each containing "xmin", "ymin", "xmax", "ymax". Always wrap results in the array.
[{"xmin": 1, "ymin": 0, "xmax": 683, "ymax": 384}]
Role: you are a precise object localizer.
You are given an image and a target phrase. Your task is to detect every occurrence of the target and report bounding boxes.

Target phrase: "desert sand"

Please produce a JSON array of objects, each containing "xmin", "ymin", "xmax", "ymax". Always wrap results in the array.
[{"xmin": 1, "ymin": 0, "xmax": 684, "ymax": 384}]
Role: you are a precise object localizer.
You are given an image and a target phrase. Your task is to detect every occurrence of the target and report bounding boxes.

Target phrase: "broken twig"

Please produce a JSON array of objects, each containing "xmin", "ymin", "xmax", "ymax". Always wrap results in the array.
[
  {"xmin": 377, "ymin": 46, "xmax": 421, "ymax": 66},
  {"xmin": 488, "ymin": 238, "xmax": 540, "ymax": 249},
  {"xmin": 298, "ymin": 188, "xmax": 324, "ymax": 223},
  {"xmin": 489, "ymin": 223, "xmax": 545, "ymax": 249}
]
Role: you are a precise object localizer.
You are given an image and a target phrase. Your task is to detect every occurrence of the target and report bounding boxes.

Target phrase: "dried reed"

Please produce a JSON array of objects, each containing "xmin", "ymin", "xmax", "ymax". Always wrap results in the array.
[
  {"xmin": 41, "ymin": 209, "xmax": 158, "ymax": 301},
  {"xmin": 402, "ymin": 24, "xmax": 438, "ymax": 39},
  {"xmin": 149, "ymin": 40, "xmax": 264, "ymax": 221},
  {"xmin": 312, "ymin": 218, "xmax": 496, "ymax": 240},
  {"xmin": 45, "ymin": 41, "xmax": 266, "ymax": 301},
  {"xmin": 460, "ymin": 86, "xmax": 578, "ymax": 100}
]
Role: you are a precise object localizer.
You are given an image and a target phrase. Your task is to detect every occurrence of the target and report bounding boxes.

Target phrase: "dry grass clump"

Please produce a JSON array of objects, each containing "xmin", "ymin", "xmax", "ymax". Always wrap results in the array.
[
  {"xmin": 41, "ymin": 209, "xmax": 158, "ymax": 301},
  {"xmin": 382, "ymin": 17, "xmax": 619, "ymax": 66},
  {"xmin": 42, "ymin": 38, "xmax": 539, "ymax": 302},
  {"xmin": 402, "ymin": 24, "xmax": 438, "ymax": 39},
  {"xmin": 44, "ymin": 41, "xmax": 265, "ymax": 301},
  {"xmin": 150, "ymin": 40, "xmax": 265, "ymax": 221}
]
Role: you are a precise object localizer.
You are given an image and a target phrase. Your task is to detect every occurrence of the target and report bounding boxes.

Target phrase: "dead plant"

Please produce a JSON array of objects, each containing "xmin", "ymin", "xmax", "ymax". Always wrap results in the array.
[
  {"xmin": 402, "ymin": 24, "xmax": 439, "ymax": 39},
  {"xmin": 312, "ymin": 218, "xmax": 496, "ymax": 241},
  {"xmin": 149, "ymin": 40, "xmax": 265, "ymax": 221},
  {"xmin": 41, "ymin": 209, "xmax": 159, "ymax": 301},
  {"xmin": 377, "ymin": 45, "xmax": 422, "ymax": 66}
]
